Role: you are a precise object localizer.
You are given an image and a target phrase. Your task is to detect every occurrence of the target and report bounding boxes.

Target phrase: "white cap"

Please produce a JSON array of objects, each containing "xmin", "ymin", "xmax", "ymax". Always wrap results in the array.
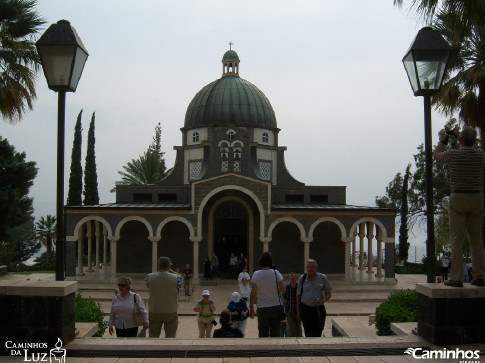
[
  {"xmin": 202, "ymin": 289, "xmax": 210, "ymax": 296},
  {"xmin": 231, "ymin": 291, "xmax": 240, "ymax": 302}
]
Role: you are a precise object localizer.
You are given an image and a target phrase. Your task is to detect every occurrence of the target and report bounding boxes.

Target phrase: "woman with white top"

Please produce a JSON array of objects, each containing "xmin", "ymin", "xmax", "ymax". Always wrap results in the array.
[
  {"xmin": 108, "ymin": 277, "xmax": 149, "ymax": 337},
  {"xmin": 249, "ymin": 252, "xmax": 286, "ymax": 337}
]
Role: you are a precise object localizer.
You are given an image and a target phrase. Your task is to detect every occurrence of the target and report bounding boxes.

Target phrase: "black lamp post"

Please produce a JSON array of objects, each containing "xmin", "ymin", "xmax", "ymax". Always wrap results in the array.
[
  {"xmin": 36, "ymin": 20, "xmax": 89, "ymax": 281},
  {"xmin": 402, "ymin": 26, "xmax": 451, "ymax": 283}
]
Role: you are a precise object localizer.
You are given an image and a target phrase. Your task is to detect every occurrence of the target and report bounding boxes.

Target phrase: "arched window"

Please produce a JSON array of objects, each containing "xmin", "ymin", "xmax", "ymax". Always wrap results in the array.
[
  {"xmin": 262, "ymin": 132, "xmax": 269, "ymax": 143},
  {"xmin": 192, "ymin": 132, "xmax": 199, "ymax": 143}
]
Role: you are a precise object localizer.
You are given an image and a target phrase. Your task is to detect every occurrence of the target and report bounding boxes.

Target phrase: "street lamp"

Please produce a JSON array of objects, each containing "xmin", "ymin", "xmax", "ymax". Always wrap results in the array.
[
  {"xmin": 36, "ymin": 20, "xmax": 89, "ymax": 281},
  {"xmin": 402, "ymin": 26, "xmax": 451, "ymax": 283}
]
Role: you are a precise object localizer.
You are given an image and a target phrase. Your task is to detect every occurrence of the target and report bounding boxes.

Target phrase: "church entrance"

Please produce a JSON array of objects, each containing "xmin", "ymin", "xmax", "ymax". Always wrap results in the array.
[{"xmin": 213, "ymin": 200, "xmax": 248, "ymax": 273}]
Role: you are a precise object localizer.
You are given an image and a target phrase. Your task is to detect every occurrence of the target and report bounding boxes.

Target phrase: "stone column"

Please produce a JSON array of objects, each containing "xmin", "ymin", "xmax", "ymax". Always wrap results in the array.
[
  {"xmin": 352, "ymin": 232, "xmax": 357, "ymax": 267},
  {"xmin": 76, "ymin": 227, "xmax": 85, "ymax": 276},
  {"xmin": 367, "ymin": 222, "xmax": 374, "ymax": 274},
  {"xmin": 102, "ymin": 229, "xmax": 108, "ymax": 266},
  {"xmin": 86, "ymin": 221, "xmax": 93, "ymax": 272},
  {"xmin": 149, "ymin": 237, "xmax": 161, "ymax": 273},
  {"xmin": 375, "ymin": 227, "xmax": 384, "ymax": 277},
  {"xmin": 260, "ymin": 237, "xmax": 271, "ymax": 253},
  {"xmin": 344, "ymin": 239, "xmax": 352, "ymax": 281},
  {"xmin": 190, "ymin": 236, "xmax": 202, "ymax": 285},
  {"xmin": 95, "ymin": 221, "xmax": 101, "ymax": 269},
  {"xmin": 301, "ymin": 237, "xmax": 312, "ymax": 272},
  {"xmin": 109, "ymin": 237, "xmax": 119, "ymax": 282},
  {"xmin": 359, "ymin": 223, "xmax": 366, "ymax": 270}
]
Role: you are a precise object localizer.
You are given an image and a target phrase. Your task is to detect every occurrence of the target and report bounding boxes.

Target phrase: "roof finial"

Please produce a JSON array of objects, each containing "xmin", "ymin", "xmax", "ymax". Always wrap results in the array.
[{"xmin": 229, "ymin": 41, "xmax": 234, "ymax": 50}]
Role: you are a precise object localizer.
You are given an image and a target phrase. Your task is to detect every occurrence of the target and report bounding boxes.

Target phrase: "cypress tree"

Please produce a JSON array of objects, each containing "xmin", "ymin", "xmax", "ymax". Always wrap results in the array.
[
  {"xmin": 67, "ymin": 110, "xmax": 83, "ymax": 206},
  {"xmin": 83, "ymin": 112, "xmax": 99, "ymax": 205},
  {"xmin": 398, "ymin": 164, "xmax": 411, "ymax": 263}
]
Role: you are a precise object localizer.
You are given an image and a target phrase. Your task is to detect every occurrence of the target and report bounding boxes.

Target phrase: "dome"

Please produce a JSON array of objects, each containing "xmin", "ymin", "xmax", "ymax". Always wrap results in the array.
[
  {"xmin": 184, "ymin": 50, "xmax": 277, "ymax": 129},
  {"xmin": 222, "ymin": 49, "xmax": 239, "ymax": 61}
]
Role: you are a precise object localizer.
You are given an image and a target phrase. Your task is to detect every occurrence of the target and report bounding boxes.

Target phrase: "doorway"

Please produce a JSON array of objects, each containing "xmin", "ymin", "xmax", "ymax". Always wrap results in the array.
[{"xmin": 213, "ymin": 201, "xmax": 248, "ymax": 272}]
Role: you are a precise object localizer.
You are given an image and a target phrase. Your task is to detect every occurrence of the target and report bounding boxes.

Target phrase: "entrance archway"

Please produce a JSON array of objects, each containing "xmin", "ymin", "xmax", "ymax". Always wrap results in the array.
[{"xmin": 213, "ymin": 200, "xmax": 248, "ymax": 272}]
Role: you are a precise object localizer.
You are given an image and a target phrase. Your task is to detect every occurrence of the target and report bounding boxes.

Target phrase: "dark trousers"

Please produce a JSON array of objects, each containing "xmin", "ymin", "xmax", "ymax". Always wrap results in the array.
[
  {"xmin": 256, "ymin": 305, "xmax": 282, "ymax": 337},
  {"xmin": 300, "ymin": 303, "xmax": 326, "ymax": 337},
  {"xmin": 115, "ymin": 326, "xmax": 138, "ymax": 337},
  {"xmin": 441, "ymin": 266, "xmax": 448, "ymax": 281}
]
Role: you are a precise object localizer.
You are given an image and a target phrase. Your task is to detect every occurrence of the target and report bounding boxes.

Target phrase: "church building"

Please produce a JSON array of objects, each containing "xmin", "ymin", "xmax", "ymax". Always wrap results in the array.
[{"xmin": 65, "ymin": 48, "xmax": 396, "ymax": 284}]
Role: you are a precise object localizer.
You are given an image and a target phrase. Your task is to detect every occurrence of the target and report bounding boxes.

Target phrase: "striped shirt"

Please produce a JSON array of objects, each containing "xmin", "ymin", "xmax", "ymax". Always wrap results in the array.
[{"xmin": 437, "ymin": 147, "xmax": 485, "ymax": 191}]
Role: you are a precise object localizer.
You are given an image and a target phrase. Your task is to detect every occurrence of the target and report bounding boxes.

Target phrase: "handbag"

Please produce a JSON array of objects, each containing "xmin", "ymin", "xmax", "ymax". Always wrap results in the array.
[
  {"xmin": 133, "ymin": 294, "xmax": 144, "ymax": 326},
  {"xmin": 274, "ymin": 269, "xmax": 286, "ymax": 321}
]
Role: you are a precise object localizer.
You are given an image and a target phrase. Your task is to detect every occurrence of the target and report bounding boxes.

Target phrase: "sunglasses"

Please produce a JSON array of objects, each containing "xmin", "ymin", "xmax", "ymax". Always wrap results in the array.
[{"xmin": 117, "ymin": 284, "xmax": 127, "ymax": 288}]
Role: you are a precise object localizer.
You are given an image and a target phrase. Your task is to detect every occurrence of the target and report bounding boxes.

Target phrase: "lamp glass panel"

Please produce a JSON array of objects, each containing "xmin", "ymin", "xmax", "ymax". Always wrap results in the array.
[
  {"xmin": 69, "ymin": 48, "xmax": 88, "ymax": 90},
  {"xmin": 403, "ymin": 52, "xmax": 419, "ymax": 93},
  {"xmin": 38, "ymin": 45, "xmax": 76, "ymax": 88},
  {"xmin": 414, "ymin": 50, "xmax": 449, "ymax": 91}
]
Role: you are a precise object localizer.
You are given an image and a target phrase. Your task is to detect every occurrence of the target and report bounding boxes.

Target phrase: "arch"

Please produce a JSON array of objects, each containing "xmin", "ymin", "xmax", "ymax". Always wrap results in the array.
[
  {"xmin": 67, "ymin": 215, "xmax": 113, "ymax": 241},
  {"xmin": 115, "ymin": 216, "xmax": 154, "ymax": 239},
  {"xmin": 231, "ymin": 140, "xmax": 244, "ymax": 147},
  {"xmin": 217, "ymin": 140, "xmax": 230, "ymax": 147},
  {"xmin": 267, "ymin": 217, "xmax": 307, "ymax": 241},
  {"xmin": 348, "ymin": 217, "xmax": 393, "ymax": 242},
  {"xmin": 309, "ymin": 217, "xmax": 347, "ymax": 241},
  {"xmin": 156, "ymin": 216, "xmax": 195, "ymax": 238},
  {"xmin": 197, "ymin": 185, "xmax": 266, "ymax": 239}
]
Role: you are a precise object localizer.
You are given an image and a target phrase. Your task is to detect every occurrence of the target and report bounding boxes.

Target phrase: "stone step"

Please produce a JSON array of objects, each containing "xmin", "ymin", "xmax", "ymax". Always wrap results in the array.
[{"xmin": 331, "ymin": 317, "xmax": 377, "ymax": 337}]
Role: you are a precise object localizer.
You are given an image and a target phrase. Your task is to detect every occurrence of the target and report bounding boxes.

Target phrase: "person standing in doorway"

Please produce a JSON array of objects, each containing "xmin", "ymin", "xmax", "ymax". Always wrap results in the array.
[
  {"xmin": 182, "ymin": 263, "xmax": 193, "ymax": 296},
  {"xmin": 228, "ymin": 252, "xmax": 238, "ymax": 279},
  {"xmin": 297, "ymin": 259, "xmax": 332, "ymax": 337},
  {"xmin": 212, "ymin": 252, "xmax": 220, "ymax": 278},
  {"xmin": 145, "ymin": 256, "xmax": 182, "ymax": 338}
]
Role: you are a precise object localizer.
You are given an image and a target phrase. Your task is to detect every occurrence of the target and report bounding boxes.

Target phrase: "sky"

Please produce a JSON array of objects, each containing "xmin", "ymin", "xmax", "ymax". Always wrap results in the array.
[{"xmin": 1, "ymin": 1, "xmax": 450, "ymax": 251}]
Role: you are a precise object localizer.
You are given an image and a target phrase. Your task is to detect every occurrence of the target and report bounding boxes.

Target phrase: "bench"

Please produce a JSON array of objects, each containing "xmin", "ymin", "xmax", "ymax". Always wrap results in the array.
[{"xmin": 331, "ymin": 317, "xmax": 377, "ymax": 337}]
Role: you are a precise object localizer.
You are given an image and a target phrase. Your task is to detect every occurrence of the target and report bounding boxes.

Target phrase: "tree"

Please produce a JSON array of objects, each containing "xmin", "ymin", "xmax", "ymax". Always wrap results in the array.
[
  {"xmin": 35, "ymin": 214, "xmax": 56, "ymax": 267},
  {"xmin": 83, "ymin": 112, "xmax": 99, "ymax": 205},
  {"xmin": 67, "ymin": 110, "xmax": 83, "ymax": 206},
  {"xmin": 398, "ymin": 164, "xmax": 411, "ymax": 263},
  {"xmin": 0, "ymin": 137, "xmax": 37, "ymax": 242},
  {"xmin": 114, "ymin": 122, "xmax": 170, "ymax": 188},
  {"xmin": 0, "ymin": 217, "xmax": 40, "ymax": 268},
  {"xmin": 0, "ymin": 0, "xmax": 45, "ymax": 123}
]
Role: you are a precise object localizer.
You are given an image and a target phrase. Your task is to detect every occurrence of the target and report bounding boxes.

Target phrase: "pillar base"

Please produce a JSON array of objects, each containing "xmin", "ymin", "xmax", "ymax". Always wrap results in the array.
[{"xmin": 417, "ymin": 283, "xmax": 485, "ymax": 345}]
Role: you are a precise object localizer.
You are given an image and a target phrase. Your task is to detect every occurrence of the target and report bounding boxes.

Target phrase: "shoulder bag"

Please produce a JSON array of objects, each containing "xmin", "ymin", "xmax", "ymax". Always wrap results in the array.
[
  {"xmin": 133, "ymin": 293, "xmax": 144, "ymax": 326},
  {"xmin": 274, "ymin": 269, "xmax": 286, "ymax": 321}
]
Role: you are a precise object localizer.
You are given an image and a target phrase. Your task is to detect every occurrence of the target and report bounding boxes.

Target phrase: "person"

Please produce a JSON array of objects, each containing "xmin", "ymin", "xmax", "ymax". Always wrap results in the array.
[
  {"xmin": 182, "ymin": 263, "xmax": 193, "ymax": 296},
  {"xmin": 463, "ymin": 260, "xmax": 470, "ymax": 283},
  {"xmin": 227, "ymin": 291, "xmax": 249, "ymax": 336},
  {"xmin": 228, "ymin": 252, "xmax": 238, "ymax": 278},
  {"xmin": 297, "ymin": 259, "xmax": 332, "ymax": 337},
  {"xmin": 238, "ymin": 267, "xmax": 251, "ymax": 301},
  {"xmin": 193, "ymin": 289, "xmax": 216, "ymax": 338},
  {"xmin": 203, "ymin": 257, "xmax": 212, "ymax": 280},
  {"xmin": 145, "ymin": 256, "xmax": 182, "ymax": 338},
  {"xmin": 249, "ymin": 251, "xmax": 286, "ymax": 337},
  {"xmin": 108, "ymin": 277, "xmax": 149, "ymax": 337},
  {"xmin": 434, "ymin": 126, "xmax": 485, "ymax": 287},
  {"xmin": 213, "ymin": 309, "xmax": 244, "ymax": 338},
  {"xmin": 237, "ymin": 252, "xmax": 247, "ymax": 274},
  {"xmin": 212, "ymin": 252, "xmax": 220, "ymax": 278},
  {"xmin": 282, "ymin": 272, "xmax": 302, "ymax": 337},
  {"xmin": 441, "ymin": 255, "xmax": 450, "ymax": 282}
]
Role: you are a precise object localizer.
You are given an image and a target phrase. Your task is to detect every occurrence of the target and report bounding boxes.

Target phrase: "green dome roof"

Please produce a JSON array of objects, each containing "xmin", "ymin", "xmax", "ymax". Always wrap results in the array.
[
  {"xmin": 222, "ymin": 49, "xmax": 239, "ymax": 60},
  {"xmin": 184, "ymin": 76, "xmax": 277, "ymax": 129}
]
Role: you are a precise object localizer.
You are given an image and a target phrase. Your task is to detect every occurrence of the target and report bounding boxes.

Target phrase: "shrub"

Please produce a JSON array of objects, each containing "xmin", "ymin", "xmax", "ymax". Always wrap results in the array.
[
  {"xmin": 75, "ymin": 293, "xmax": 107, "ymax": 337},
  {"xmin": 375, "ymin": 289, "xmax": 417, "ymax": 336}
]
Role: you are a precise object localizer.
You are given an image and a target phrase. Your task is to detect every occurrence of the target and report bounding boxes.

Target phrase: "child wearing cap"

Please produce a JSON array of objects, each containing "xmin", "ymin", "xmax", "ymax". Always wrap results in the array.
[
  {"xmin": 227, "ymin": 291, "xmax": 249, "ymax": 336},
  {"xmin": 193, "ymin": 289, "xmax": 216, "ymax": 338}
]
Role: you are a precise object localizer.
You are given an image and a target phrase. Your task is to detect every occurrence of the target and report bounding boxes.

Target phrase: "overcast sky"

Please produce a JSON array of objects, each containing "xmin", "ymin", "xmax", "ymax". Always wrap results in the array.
[{"xmin": 2, "ymin": 1, "xmax": 449, "ymax": 249}]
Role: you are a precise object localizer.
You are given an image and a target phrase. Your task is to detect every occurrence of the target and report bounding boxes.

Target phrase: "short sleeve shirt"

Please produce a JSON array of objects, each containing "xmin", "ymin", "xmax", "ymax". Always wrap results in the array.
[
  {"xmin": 437, "ymin": 147, "xmax": 485, "ymax": 191},
  {"xmin": 251, "ymin": 269, "xmax": 283, "ymax": 308},
  {"xmin": 297, "ymin": 272, "xmax": 332, "ymax": 307}
]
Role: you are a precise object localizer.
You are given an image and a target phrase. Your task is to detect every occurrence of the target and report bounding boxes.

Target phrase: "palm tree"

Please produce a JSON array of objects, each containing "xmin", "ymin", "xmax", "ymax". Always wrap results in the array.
[
  {"xmin": 35, "ymin": 215, "xmax": 56, "ymax": 266},
  {"xmin": 0, "ymin": 0, "xmax": 45, "ymax": 123}
]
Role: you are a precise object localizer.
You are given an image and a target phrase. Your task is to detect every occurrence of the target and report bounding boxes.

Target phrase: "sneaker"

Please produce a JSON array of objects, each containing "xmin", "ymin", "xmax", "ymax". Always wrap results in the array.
[
  {"xmin": 471, "ymin": 279, "xmax": 485, "ymax": 287},
  {"xmin": 444, "ymin": 280, "xmax": 463, "ymax": 287}
]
